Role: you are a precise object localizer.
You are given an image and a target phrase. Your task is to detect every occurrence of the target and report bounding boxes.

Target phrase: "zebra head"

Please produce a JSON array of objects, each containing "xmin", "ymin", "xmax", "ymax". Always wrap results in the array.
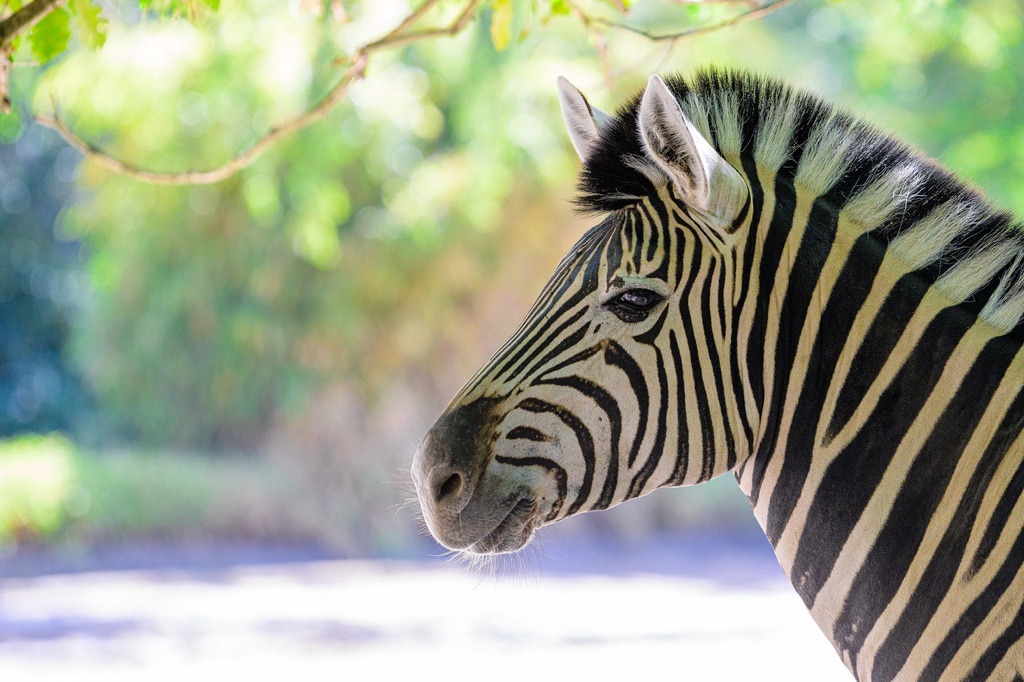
[{"xmin": 413, "ymin": 75, "xmax": 753, "ymax": 554}]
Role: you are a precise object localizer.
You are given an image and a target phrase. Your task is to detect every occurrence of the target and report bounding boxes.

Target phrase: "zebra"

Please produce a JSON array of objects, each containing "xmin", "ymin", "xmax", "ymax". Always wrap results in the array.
[{"xmin": 411, "ymin": 69, "xmax": 1024, "ymax": 681}]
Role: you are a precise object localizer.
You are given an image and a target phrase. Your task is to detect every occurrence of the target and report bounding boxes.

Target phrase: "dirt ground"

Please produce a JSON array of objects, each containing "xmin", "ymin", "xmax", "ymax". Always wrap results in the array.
[{"xmin": 0, "ymin": 532, "xmax": 852, "ymax": 681}]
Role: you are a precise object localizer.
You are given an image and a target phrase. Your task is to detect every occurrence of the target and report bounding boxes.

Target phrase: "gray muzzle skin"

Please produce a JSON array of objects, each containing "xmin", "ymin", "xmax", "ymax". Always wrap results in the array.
[{"xmin": 412, "ymin": 397, "xmax": 560, "ymax": 554}]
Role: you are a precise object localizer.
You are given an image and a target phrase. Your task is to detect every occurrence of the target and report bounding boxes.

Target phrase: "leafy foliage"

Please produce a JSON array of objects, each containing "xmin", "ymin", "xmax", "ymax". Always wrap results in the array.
[
  {"xmin": 767, "ymin": 0, "xmax": 1024, "ymax": 211},
  {"xmin": 7, "ymin": 0, "xmax": 108, "ymax": 65},
  {"xmin": 489, "ymin": 0, "xmax": 513, "ymax": 50},
  {"xmin": 5, "ymin": 0, "xmax": 1024, "ymax": 551},
  {"xmin": 0, "ymin": 433, "xmax": 75, "ymax": 544},
  {"xmin": 68, "ymin": 0, "xmax": 108, "ymax": 51},
  {"xmin": 38, "ymin": 0, "xmax": 582, "ymax": 447},
  {"xmin": 0, "ymin": 434, "xmax": 319, "ymax": 547},
  {"xmin": 10, "ymin": 0, "xmax": 1024, "ymax": 452},
  {"xmin": 0, "ymin": 126, "xmax": 89, "ymax": 436},
  {"xmin": 27, "ymin": 6, "xmax": 72, "ymax": 63}
]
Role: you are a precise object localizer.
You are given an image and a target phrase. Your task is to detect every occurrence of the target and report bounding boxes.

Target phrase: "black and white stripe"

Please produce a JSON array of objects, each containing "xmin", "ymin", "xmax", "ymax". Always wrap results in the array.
[{"xmin": 415, "ymin": 69, "xmax": 1024, "ymax": 681}]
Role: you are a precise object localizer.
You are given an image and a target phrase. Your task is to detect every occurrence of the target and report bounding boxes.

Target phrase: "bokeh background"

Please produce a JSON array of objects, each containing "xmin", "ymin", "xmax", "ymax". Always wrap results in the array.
[{"xmin": 0, "ymin": 1, "xmax": 1023, "ymax": 677}]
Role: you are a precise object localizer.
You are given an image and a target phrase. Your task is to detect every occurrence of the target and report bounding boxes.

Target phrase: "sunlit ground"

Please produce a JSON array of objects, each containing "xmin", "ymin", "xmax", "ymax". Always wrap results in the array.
[{"xmin": 0, "ymin": 533, "xmax": 851, "ymax": 681}]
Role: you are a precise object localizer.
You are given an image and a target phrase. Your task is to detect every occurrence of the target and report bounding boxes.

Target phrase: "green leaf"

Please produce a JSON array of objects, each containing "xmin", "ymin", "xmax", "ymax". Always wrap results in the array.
[
  {"xmin": 28, "ymin": 7, "xmax": 72, "ymax": 65},
  {"xmin": 549, "ymin": 0, "xmax": 570, "ymax": 16},
  {"xmin": 136, "ymin": 0, "xmax": 211, "ymax": 17},
  {"xmin": 490, "ymin": 0, "xmax": 513, "ymax": 51},
  {"xmin": 69, "ymin": 0, "xmax": 108, "ymax": 50}
]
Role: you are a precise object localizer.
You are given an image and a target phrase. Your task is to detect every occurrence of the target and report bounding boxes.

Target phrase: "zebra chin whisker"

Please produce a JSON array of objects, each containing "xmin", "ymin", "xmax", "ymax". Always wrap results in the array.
[
  {"xmin": 443, "ymin": 539, "xmax": 549, "ymax": 586},
  {"xmin": 390, "ymin": 468, "xmax": 425, "ymax": 517}
]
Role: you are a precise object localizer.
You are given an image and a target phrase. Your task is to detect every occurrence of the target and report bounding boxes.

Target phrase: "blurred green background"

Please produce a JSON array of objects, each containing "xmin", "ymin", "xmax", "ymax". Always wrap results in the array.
[{"xmin": 2, "ymin": 0, "xmax": 1023, "ymax": 560}]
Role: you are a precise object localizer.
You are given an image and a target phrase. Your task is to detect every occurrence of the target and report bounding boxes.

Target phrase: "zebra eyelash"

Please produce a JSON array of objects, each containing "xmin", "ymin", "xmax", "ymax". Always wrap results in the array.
[{"xmin": 602, "ymin": 288, "xmax": 666, "ymax": 323}]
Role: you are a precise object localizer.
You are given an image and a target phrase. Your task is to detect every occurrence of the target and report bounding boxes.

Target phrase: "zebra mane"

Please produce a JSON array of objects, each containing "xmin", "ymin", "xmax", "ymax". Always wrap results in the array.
[{"xmin": 576, "ymin": 68, "xmax": 1024, "ymax": 332}]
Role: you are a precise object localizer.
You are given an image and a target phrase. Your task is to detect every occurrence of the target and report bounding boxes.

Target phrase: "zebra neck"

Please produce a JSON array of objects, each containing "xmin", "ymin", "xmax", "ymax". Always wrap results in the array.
[{"xmin": 735, "ymin": 178, "xmax": 1024, "ymax": 679}]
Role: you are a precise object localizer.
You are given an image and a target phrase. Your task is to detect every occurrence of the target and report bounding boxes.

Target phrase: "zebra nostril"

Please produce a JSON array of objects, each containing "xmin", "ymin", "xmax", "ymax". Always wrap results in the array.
[{"xmin": 435, "ymin": 471, "xmax": 464, "ymax": 503}]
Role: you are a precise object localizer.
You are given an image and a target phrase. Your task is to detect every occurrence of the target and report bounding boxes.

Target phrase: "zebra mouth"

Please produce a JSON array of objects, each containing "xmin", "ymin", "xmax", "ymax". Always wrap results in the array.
[{"xmin": 468, "ymin": 498, "xmax": 538, "ymax": 554}]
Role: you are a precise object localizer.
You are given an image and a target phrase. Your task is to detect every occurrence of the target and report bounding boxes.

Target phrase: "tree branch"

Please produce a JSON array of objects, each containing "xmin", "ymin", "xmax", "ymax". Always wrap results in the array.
[
  {"xmin": 588, "ymin": 0, "xmax": 797, "ymax": 41},
  {"xmin": 0, "ymin": 0, "xmax": 64, "ymax": 48},
  {"xmin": 32, "ymin": 0, "xmax": 797, "ymax": 185},
  {"xmin": 36, "ymin": 0, "xmax": 484, "ymax": 185},
  {"xmin": 362, "ymin": 0, "xmax": 482, "ymax": 52},
  {"xmin": 369, "ymin": 0, "xmax": 441, "ymax": 44},
  {"xmin": 671, "ymin": 0, "xmax": 760, "ymax": 6},
  {"xmin": 36, "ymin": 54, "xmax": 368, "ymax": 185},
  {"xmin": 1, "ymin": 48, "xmax": 10, "ymax": 114},
  {"xmin": 1, "ymin": 0, "xmax": 65, "ymax": 112}
]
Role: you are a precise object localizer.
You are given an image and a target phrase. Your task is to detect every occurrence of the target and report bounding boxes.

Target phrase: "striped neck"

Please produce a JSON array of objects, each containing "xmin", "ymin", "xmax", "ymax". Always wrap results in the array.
[{"xmin": 733, "ymin": 165, "xmax": 1024, "ymax": 679}]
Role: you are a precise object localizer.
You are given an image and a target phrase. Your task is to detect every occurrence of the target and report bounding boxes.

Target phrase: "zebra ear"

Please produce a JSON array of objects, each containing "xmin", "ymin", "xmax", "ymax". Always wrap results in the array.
[
  {"xmin": 557, "ymin": 76, "xmax": 611, "ymax": 161},
  {"xmin": 638, "ymin": 75, "xmax": 746, "ymax": 226}
]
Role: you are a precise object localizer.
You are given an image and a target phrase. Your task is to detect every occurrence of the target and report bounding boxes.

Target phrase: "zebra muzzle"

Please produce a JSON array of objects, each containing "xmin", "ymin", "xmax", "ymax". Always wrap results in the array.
[{"xmin": 413, "ymin": 397, "xmax": 552, "ymax": 553}]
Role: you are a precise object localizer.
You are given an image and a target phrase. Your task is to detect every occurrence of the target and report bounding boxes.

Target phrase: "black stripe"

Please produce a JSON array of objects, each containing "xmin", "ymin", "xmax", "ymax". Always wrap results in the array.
[
  {"xmin": 701, "ymin": 256, "xmax": 735, "ymax": 479},
  {"xmin": 776, "ymin": 94, "xmax": 817, "ymax": 181},
  {"xmin": 684, "ymin": 278, "xmax": 716, "ymax": 482},
  {"xmin": 518, "ymin": 398, "xmax": 595, "ymax": 516},
  {"xmin": 650, "ymin": 190, "xmax": 670, "ymax": 228},
  {"xmin": 735, "ymin": 152, "xmax": 765, "ymax": 410},
  {"xmin": 517, "ymin": 322, "xmax": 592, "ymax": 387},
  {"xmin": 696, "ymin": 253, "xmax": 729, "ymax": 477},
  {"xmin": 628, "ymin": 345, "xmax": 669, "ymax": 498},
  {"xmin": 534, "ymin": 344, "xmax": 602, "ymax": 382},
  {"xmin": 603, "ymin": 340, "xmax": 649, "ymax": 468},
  {"xmin": 496, "ymin": 241, "xmax": 601, "ymax": 383},
  {"xmin": 679, "ymin": 204, "xmax": 727, "ymax": 250},
  {"xmin": 648, "ymin": 242, "xmax": 672, "ymax": 283},
  {"xmin": 492, "ymin": 271, "xmax": 592, "ymax": 380},
  {"xmin": 659, "ymin": 212, "xmax": 678, "ymax": 287},
  {"xmin": 642, "ymin": 198, "xmax": 664, "ymax": 262},
  {"xmin": 728, "ymin": 351, "xmax": 753, "ymax": 465},
  {"xmin": 667, "ymin": 330, "xmax": 690, "ymax": 484},
  {"xmin": 755, "ymin": 196, "xmax": 841, "ymax": 512},
  {"xmin": 920, "ymin": 490, "xmax": 1024, "ymax": 682},
  {"xmin": 963, "ymin": 254, "xmax": 1015, "ymax": 319},
  {"xmin": 871, "ymin": 175, "xmax": 960, "ymax": 244},
  {"xmin": 499, "ymin": 306, "xmax": 589, "ymax": 381},
  {"xmin": 494, "ymin": 454, "xmax": 568, "ymax": 522},
  {"xmin": 818, "ymin": 127, "xmax": 902, "ymax": 210},
  {"xmin": 764, "ymin": 233, "xmax": 884, "ymax": 545},
  {"xmin": 605, "ymin": 230, "xmax": 624, "ymax": 287},
  {"xmin": 714, "ymin": 254, "xmax": 728, "ymax": 343},
  {"xmin": 678, "ymin": 225, "xmax": 704, "ymax": 313},
  {"xmin": 672, "ymin": 226, "xmax": 685, "ymax": 287},
  {"xmin": 728, "ymin": 192, "xmax": 751, "ymax": 234},
  {"xmin": 675, "ymin": 227, "xmax": 716, "ymax": 477},
  {"xmin": 833, "ymin": 336, "xmax": 1016, "ymax": 672},
  {"xmin": 748, "ymin": 173, "xmax": 798, "ymax": 506},
  {"xmin": 873, "ymin": 374, "xmax": 1024, "ymax": 681},
  {"xmin": 633, "ymin": 305, "xmax": 669, "ymax": 347},
  {"xmin": 507, "ymin": 426, "xmax": 550, "ymax": 442},
  {"xmin": 970, "ymin": 433, "xmax": 1024, "ymax": 577},
  {"xmin": 536, "ymin": 375, "xmax": 622, "ymax": 511},
  {"xmin": 825, "ymin": 272, "xmax": 930, "ymax": 443},
  {"xmin": 732, "ymin": 154, "xmax": 763, "ymax": 451},
  {"xmin": 631, "ymin": 213, "xmax": 645, "ymax": 269},
  {"xmin": 790, "ymin": 305, "xmax": 974, "ymax": 610}
]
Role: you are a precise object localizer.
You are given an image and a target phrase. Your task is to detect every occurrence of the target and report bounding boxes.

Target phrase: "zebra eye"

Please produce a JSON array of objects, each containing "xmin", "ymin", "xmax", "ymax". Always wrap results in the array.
[{"xmin": 605, "ymin": 288, "xmax": 665, "ymax": 322}]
